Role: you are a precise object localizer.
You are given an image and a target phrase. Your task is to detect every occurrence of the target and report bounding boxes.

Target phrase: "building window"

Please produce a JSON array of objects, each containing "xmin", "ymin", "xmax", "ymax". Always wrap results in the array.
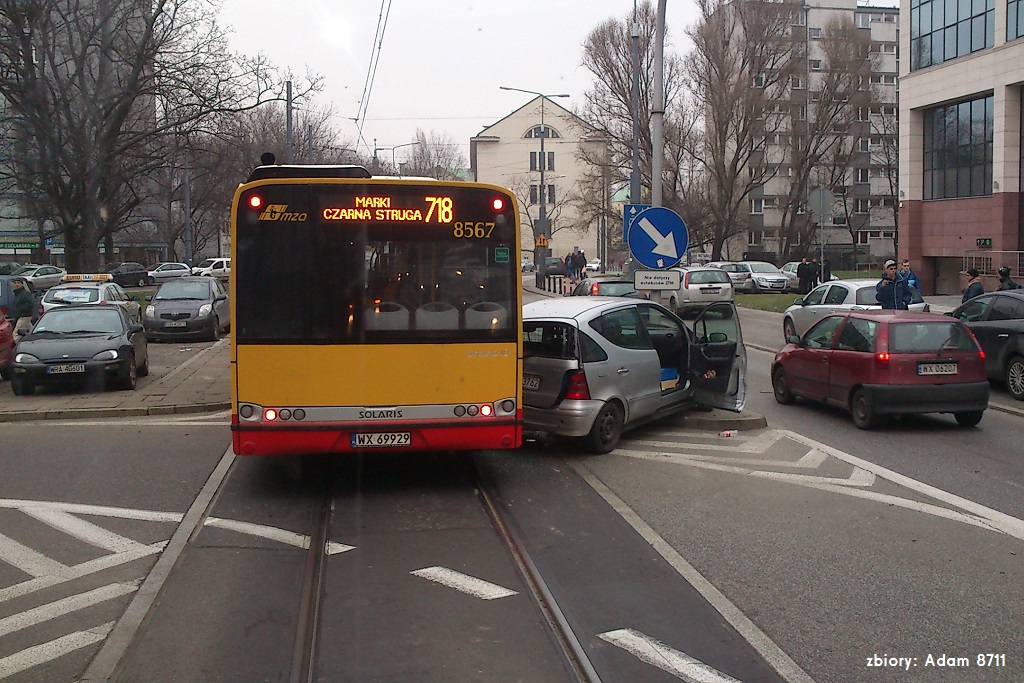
[
  {"xmin": 547, "ymin": 184, "xmax": 555, "ymax": 204},
  {"xmin": 750, "ymin": 198, "xmax": 764, "ymax": 214},
  {"xmin": 547, "ymin": 151, "xmax": 554, "ymax": 171},
  {"xmin": 791, "ymin": 75, "xmax": 804, "ymax": 90},
  {"xmin": 910, "ymin": 0, "xmax": 994, "ymax": 71},
  {"xmin": 748, "ymin": 231, "xmax": 763, "ymax": 245},
  {"xmin": 529, "ymin": 185, "xmax": 538, "ymax": 204},
  {"xmin": 530, "ymin": 152, "xmax": 537, "ymax": 171},
  {"xmin": 833, "ymin": 215, "xmax": 848, "ymax": 225},
  {"xmin": 859, "ymin": 138, "xmax": 870, "ymax": 152},
  {"xmin": 525, "ymin": 125, "xmax": 560, "ymax": 139},
  {"xmin": 1011, "ymin": 0, "xmax": 1023, "ymax": 39},
  {"xmin": 856, "ymin": 168, "xmax": 870, "ymax": 183},
  {"xmin": 809, "ymin": 59, "xmax": 822, "ymax": 70},
  {"xmin": 810, "ymin": 27, "xmax": 822, "ymax": 39},
  {"xmin": 855, "ymin": 199, "xmax": 870, "ymax": 213},
  {"xmin": 923, "ymin": 94, "xmax": 993, "ymax": 199}
]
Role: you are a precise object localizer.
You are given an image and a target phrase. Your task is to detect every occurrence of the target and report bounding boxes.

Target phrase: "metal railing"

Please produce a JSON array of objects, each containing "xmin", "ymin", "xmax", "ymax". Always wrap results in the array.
[{"xmin": 963, "ymin": 250, "xmax": 1024, "ymax": 276}]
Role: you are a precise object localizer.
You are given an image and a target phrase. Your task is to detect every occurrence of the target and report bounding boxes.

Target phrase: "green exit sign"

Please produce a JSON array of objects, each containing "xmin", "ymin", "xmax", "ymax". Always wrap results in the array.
[
  {"xmin": 976, "ymin": 238, "xmax": 992, "ymax": 247},
  {"xmin": 494, "ymin": 247, "xmax": 510, "ymax": 263}
]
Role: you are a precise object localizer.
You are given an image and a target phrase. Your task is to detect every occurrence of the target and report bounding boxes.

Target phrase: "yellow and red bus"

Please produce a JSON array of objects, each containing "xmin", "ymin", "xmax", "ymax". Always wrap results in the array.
[{"xmin": 229, "ymin": 165, "xmax": 523, "ymax": 456}]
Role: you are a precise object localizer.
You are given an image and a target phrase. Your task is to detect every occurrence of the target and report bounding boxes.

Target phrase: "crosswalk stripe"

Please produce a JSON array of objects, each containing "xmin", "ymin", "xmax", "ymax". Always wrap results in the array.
[
  {"xmin": 0, "ymin": 532, "xmax": 67, "ymax": 578},
  {"xmin": 410, "ymin": 566, "xmax": 517, "ymax": 600},
  {"xmin": 0, "ymin": 584, "xmax": 136, "ymax": 637},
  {"xmin": 0, "ymin": 621, "xmax": 114, "ymax": 680},
  {"xmin": 22, "ymin": 509, "xmax": 148, "ymax": 553}
]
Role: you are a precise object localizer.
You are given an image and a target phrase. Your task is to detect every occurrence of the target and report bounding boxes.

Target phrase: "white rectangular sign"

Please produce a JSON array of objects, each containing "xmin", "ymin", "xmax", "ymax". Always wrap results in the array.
[{"xmin": 633, "ymin": 269, "xmax": 680, "ymax": 290}]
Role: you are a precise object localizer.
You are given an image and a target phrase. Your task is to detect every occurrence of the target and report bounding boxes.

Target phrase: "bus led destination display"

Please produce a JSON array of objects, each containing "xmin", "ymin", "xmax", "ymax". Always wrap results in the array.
[{"xmin": 322, "ymin": 195, "xmax": 455, "ymax": 223}]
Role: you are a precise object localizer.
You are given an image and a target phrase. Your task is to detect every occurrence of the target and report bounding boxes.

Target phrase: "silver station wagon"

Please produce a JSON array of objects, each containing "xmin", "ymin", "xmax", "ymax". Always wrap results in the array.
[{"xmin": 522, "ymin": 298, "xmax": 747, "ymax": 453}]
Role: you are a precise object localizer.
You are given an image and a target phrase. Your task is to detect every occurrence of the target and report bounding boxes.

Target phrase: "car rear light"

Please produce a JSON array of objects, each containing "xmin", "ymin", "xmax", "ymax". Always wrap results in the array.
[
  {"xmin": 876, "ymin": 352, "xmax": 890, "ymax": 362},
  {"xmin": 591, "ymin": 283, "xmax": 600, "ymax": 295},
  {"xmin": 682, "ymin": 272, "xmax": 691, "ymax": 289},
  {"xmin": 564, "ymin": 370, "xmax": 591, "ymax": 400}
]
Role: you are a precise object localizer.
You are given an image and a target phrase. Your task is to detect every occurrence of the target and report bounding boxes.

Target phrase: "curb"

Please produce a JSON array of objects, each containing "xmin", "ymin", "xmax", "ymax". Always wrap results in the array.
[
  {"xmin": 0, "ymin": 402, "xmax": 231, "ymax": 423},
  {"xmin": 682, "ymin": 410, "xmax": 768, "ymax": 431}
]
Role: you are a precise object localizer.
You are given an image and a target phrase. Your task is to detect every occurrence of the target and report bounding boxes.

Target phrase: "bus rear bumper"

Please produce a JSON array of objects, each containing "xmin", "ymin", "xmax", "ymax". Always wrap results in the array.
[{"xmin": 231, "ymin": 416, "xmax": 523, "ymax": 455}]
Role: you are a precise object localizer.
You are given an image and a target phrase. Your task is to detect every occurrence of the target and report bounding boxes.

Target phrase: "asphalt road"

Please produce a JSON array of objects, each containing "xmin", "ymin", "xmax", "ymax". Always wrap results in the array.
[{"xmin": 0, "ymin": 296, "xmax": 1020, "ymax": 683}]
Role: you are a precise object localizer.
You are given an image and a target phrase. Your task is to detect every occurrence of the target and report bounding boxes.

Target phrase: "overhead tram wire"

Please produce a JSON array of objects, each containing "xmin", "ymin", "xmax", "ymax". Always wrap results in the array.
[{"xmin": 354, "ymin": 0, "xmax": 394, "ymax": 147}]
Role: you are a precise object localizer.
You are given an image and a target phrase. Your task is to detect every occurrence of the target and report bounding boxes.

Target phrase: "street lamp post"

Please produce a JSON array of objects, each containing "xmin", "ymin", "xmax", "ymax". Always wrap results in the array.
[
  {"xmin": 499, "ymin": 86, "xmax": 569, "ymax": 271},
  {"xmin": 373, "ymin": 141, "xmax": 419, "ymax": 175}
]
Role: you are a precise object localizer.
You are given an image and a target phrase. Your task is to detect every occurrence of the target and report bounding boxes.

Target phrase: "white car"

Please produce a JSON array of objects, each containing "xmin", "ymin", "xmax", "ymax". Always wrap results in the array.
[
  {"xmin": 656, "ymin": 266, "xmax": 734, "ymax": 316},
  {"xmin": 708, "ymin": 261, "xmax": 790, "ymax": 293},
  {"xmin": 41, "ymin": 276, "xmax": 143, "ymax": 323},
  {"xmin": 148, "ymin": 262, "xmax": 192, "ymax": 283},
  {"xmin": 11, "ymin": 265, "xmax": 66, "ymax": 290},
  {"xmin": 585, "ymin": 259, "xmax": 602, "ymax": 272},
  {"xmin": 192, "ymin": 257, "xmax": 230, "ymax": 281},
  {"xmin": 782, "ymin": 279, "xmax": 930, "ymax": 340}
]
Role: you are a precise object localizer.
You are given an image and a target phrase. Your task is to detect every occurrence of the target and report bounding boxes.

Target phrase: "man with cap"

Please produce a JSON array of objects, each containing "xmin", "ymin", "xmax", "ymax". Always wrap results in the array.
[
  {"xmin": 962, "ymin": 268, "xmax": 984, "ymax": 302},
  {"xmin": 875, "ymin": 259, "xmax": 912, "ymax": 310},
  {"xmin": 10, "ymin": 277, "xmax": 35, "ymax": 341}
]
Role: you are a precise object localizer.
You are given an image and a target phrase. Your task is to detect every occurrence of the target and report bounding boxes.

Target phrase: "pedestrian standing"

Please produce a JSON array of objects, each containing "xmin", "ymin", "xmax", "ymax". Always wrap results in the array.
[
  {"xmin": 821, "ymin": 258, "xmax": 832, "ymax": 284},
  {"xmin": 10, "ymin": 277, "xmax": 35, "ymax": 341},
  {"xmin": 899, "ymin": 259, "xmax": 920, "ymax": 292},
  {"xmin": 996, "ymin": 266, "xmax": 1020, "ymax": 291},
  {"xmin": 961, "ymin": 268, "xmax": 984, "ymax": 303},
  {"xmin": 875, "ymin": 259, "xmax": 912, "ymax": 310},
  {"xmin": 810, "ymin": 257, "xmax": 822, "ymax": 288},
  {"xmin": 796, "ymin": 257, "xmax": 810, "ymax": 294}
]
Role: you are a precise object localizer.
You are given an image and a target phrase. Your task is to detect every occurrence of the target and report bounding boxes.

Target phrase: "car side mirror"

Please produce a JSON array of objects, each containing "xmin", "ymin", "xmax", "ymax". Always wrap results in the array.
[
  {"xmin": 215, "ymin": 295, "xmax": 227, "ymax": 302},
  {"xmin": 145, "ymin": 295, "xmax": 153, "ymax": 301},
  {"xmin": 707, "ymin": 331, "xmax": 728, "ymax": 343},
  {"xmin": 131, "ymin": 295, "xmax": 140, "ymax": 302},
  {"xmin": 787, "ymin": 335, "xmax": 801, "ymax": 345},
  {"xmin": 129, "ymin": 323, "xmax": 144, "ymax": 334},
  {"xmin": 944, "ymin": 311, "xmax": 954, "ymax": 317},
  {"xmin": 793, "ymin": 297, "xmax": 805, "ymax": 306}
]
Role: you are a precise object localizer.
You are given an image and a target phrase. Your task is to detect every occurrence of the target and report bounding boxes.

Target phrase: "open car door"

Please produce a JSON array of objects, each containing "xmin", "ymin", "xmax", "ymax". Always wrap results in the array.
[{"xmin": 687, "ymin": 301, "xmax": 747, "ymax": 411}]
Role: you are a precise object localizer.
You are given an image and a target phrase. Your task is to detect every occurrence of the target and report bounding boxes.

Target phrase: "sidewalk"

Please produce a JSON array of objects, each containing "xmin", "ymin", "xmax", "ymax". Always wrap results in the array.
[{"xmin": 0, "ymin": 339, "xmax": 231, "ymax": 422}]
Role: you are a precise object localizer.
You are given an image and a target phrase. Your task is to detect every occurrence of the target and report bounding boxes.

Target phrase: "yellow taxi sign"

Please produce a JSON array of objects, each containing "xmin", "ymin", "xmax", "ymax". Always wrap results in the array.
[{"xmin": 63, "ymin": 273, "xmax": 113, "ymax": 283}]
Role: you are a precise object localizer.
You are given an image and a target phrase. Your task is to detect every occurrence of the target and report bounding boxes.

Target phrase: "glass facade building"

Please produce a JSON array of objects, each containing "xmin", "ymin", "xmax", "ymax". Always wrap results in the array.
[{"xmin": 922, "ymin": 94, "xmax": 994, "ymax": 199}]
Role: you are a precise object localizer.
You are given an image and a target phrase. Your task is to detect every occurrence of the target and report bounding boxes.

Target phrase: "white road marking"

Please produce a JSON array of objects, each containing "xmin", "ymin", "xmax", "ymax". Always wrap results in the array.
[
  {"xmin": 0, "ymin": 584, "xmax": 136, "ymax": 637},
  {"xmin": 410, "ymin": 566, "xmax": 517, "ymax": 600},
  {"xmin": 0, "ymin": 543, "xmax": 165, "ymax": 605},
  {"xmin": 23, "ymin": 509, "xmax": 148, "ymax": 553},
  {"xmin": 599, "ymin": 628, "xmax": 741, "ymax": 683},
  {"xmin": 206, "ymin": 518, "xmax": 355, "ymax": 555},
  {"xmin": 573, "ymin": 464, "xmax": 816, "ymax": 683},
  {"xmin": 0, "ymin": 621, "xmax": 114, "ymax": 680},
  {"xmin": 618, "ymin": 443, "xmax": 829, "ymax": 469},
  {"xmin": 0, "ymin": 532, "xmax": 68, "ymax": 577}
]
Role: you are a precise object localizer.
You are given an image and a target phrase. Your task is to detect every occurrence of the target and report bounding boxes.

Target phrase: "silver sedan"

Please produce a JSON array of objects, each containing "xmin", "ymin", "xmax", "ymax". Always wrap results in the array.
[
  {"xmin": 11, "ymin": 265, "xmax": 66, "ymax": 290},
  {"xmin": 147, "ymin": 262, "xmax": 192, "ymax": 283},
  {"xmin": 782, "ymin": 278, "xmax": 930, "ymax": 340}
]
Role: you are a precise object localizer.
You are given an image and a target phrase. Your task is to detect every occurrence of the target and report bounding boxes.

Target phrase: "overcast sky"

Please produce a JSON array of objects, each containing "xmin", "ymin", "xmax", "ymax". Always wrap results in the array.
[{"xmin": 216, "ymin": 1, "xmax": 700, "ymax": 164}]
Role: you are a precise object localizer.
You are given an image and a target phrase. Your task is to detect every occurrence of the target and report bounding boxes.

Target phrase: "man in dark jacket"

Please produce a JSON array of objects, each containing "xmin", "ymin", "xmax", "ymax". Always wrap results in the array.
[
  {"xmin": 996, "ymin": 266, "xmax": 1019, "ymax": 291},
  {"xmin": 796, "ymin": 257, "xmax": 810, "ymax": 294},
  {"xmin": 962, "ymin": 268, "xmax": 984, "ymax": 302},
  {"xmin": 809, "ymin": 257, "xmax": 822, "ymax": 288},
  {"xmin": 11, "ymin": 277, "xmax": 35, "ymax": 340},
  {"xmin": 875, "ymin": 260, "xmax": 912, "ymax": 310},
  {"xmin": 821, "ymin": 258, "xmax": 832, "ymax": 284}
]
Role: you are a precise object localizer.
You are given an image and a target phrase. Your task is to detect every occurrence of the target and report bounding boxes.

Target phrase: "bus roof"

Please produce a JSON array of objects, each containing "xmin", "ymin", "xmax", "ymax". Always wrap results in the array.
[{"xmin": 245, "ymin": 165, "xmax": 372, "ymax": 182}]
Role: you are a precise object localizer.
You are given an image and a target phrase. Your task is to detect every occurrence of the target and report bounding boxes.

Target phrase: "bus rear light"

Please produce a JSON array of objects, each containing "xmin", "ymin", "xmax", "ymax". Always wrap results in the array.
[
  {"xmin": 264, "ymin": 408, "xmax": 278, "ymax": 421},
  {"xmin": 249, "ymin": 195, "xmax": 263, "ymax": 209},
  {"xmin": 467, "ymin": 405, "xmax": 479, "ymax": 416},
  {"xmin": 492, "ymin": 197, "xmax": 505, "ymax": 211},
  {"xmin": 480, "ymin": 404, "xmax": 493, "ymax": 416},
  {"xmin": 564, "ymin": 370, "xmax": 591, "ymax": 400},
  {"xmin": 279, "ymin": 409, "xmax": 292, "ymax": 420}
]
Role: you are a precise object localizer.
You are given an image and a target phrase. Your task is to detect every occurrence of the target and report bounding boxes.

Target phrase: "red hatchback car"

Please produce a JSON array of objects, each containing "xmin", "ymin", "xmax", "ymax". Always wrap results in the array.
[{"xmin": 771, "ymin": 310, "xmax": 989, "ymax": 429}]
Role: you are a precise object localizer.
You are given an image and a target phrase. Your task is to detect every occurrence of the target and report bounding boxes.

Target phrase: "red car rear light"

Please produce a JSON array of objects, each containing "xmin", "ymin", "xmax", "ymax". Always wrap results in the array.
[
  {"xmin": 876, "ymin": 352, "xmax": 890, "ymax": 363},
  {"xmin": 591, "ymin": 283, "xmax": 600, "ymax": 295},
  {"xmin": 682, "ymin": 272, "xmax": 691, "ymax": 289},
  {"xmin": 564, "ymin": 370, "xmax": 591, "ymax": 400}
]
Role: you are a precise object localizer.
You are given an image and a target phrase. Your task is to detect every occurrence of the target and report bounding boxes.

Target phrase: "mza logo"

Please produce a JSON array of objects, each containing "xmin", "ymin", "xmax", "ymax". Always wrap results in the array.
[{"xmin": 258, "ymin": 204, "xmax": 308, "ymax": 222}]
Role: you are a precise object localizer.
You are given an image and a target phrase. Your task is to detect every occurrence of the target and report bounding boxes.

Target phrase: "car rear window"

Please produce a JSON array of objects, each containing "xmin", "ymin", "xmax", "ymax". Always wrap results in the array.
[
  {"xmin": 524, "ymin": 322, "xmax": 577, "ymax": 359},
  {"xmin": 687, "ymin": 270, "xmax": 730, "ymax": 284},
  {"xmin": 596, "ymin": 282, "xmax": 639, "ymax": 296},
  {"xmin": 889, "ymin": 322, "xmax": 977, "ymax": 353},
  {"xmin": 45, "ymin": 288, "xmax": 99, "ymax": 304}
]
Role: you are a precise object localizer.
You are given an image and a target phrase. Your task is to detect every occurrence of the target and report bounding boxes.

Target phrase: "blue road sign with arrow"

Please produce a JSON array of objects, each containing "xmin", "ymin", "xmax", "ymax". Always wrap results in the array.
[
  {"xmin": 622, "ymin": 204, "xmax": 649, "ymax": 241},
  {"xmin": 626, "ymin": 207, "xmax": 688, "ymax": 269}
]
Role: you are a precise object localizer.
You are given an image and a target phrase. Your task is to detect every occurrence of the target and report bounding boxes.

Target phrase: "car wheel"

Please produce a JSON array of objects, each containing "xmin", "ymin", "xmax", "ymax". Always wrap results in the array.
[
  {"xmin": 136, "ymin": 276, "xmax": 148, "ymax": 288},
  {"xmin": 1006, "ymin": 356, "xmax": 1024, "ymax": 401},
  {"xmin": 11, "ymin": 378, "xmax": 32, "ymax": 396},
  {"xmin": 581, "ymin": 401, "xmax": 623, "ymax": 454},
  {"xmin": 120, "ymin": 356, "xmax": 138, "ymax": 391},
  {"xmin": 208, "ymin": 317, "xmax": 221, "ymax": 342},
  {"xmin": 954, "ymin": 411, "xmax": 983, "ymax": 427},
  {"xmin": 772, "ymin": 366, "xmax": 795, "ymax": 405},
  {"xmin": 0, "ymin": 363, "xmax": 9, "ymax": 381},
  {"xmin": 783, "ymin": 318, "xmax": 796, "ymax": 341},
  {"xmin": 137, "ymin": 351, "xmax": 149, "ymax": 377},
  {"xmin": 850, "ymin": 388, "xmax": 877, "ymax": 430}
]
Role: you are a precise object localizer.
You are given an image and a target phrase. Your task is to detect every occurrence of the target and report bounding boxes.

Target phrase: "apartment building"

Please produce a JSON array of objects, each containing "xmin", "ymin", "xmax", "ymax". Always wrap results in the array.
[
  {"xmin": 899, "ymin": 0, "xmax": 1024, "ymax": 294},
  {"xmin": 471, "ymin": 97, "xmax": 607, "ymax": 266},
  {"xmin": 739, "ymin": 0, "xmax": 900, "ymax": 266}
]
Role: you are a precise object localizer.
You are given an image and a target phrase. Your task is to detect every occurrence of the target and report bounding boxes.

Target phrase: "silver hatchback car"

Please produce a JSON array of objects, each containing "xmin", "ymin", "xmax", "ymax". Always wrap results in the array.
[
  {"xmin": 782, "ymin": 278, "xmax": 930, "ymax": 340},
  {"xmin": 522, "ymin": 298, "xmax": 747, "ymax": 453}
]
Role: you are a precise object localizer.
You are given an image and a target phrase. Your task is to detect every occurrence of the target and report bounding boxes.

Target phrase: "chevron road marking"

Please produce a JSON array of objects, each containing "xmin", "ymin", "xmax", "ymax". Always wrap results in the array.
[
  {"xmin": 618, "ymin": 444, "xmax": 829, "ymax": 470},
  {"xmin": 600, "ymin": 628, "xmax": 741, "ymax": 683},
  {"xmin": 0, "ymin": 621, "xmax": 114, "ymax": 680},
  {"xmin": 0, "ymin": 584, "xmax": 136, "ymax": 638}
]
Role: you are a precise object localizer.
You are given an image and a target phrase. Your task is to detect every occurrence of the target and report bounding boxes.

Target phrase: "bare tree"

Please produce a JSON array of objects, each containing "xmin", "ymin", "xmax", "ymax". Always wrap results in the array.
[
  {"xmin": 687, "ymin": 0, "xmax": 801, "ymax": 259},
  {"xmin": 399, "ymin": 129, "xmax": 466, "ymax": 180},
  {"xmin": 869, "ymin": 100, "xmax": 899, "ymax": 253},
  {"xmin": 0, "ymin": 0, "xmax": 316, "ymax": 271},
  {"xmin": 775, "ymin": 16, "xmax": 875, "ymax": 257}
]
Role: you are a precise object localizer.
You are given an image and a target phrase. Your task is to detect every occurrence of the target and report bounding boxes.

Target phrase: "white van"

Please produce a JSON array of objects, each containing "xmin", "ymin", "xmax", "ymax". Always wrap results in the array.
[{"xmin": 192, "ymin": 257, "xmax": 231, "ymax": 281}]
